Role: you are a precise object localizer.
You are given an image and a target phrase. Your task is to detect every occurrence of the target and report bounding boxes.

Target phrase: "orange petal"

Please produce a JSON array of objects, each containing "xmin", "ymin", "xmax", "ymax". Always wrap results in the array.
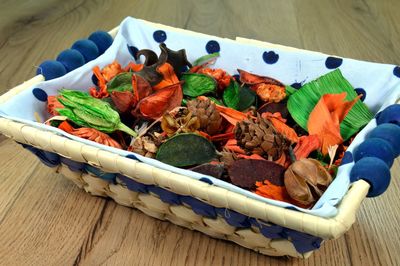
[
  {"xmin": 293, "ymin": 135, "xmax": 321, "ymax": 160},
  {"xmin": 215, "ymin": 104, "xmax": 250, "ymax": 125},
  {"xmin": 308, "ymin": 93, "xmax": 360, "ymax": 155},
  {"xmin": 58, "ymin": 120, "xmax": 74, "ymax": 133},
  {"xmin": 137, "ymin": 83, "xmax": 183, "ymax": 120},
  {"xmin": 262, "ymin": 112, "xmax": 298, "ymax": 143},
  {"xmin": 152, "ymin": 63, "xmax": 179, "ymax": 90}
]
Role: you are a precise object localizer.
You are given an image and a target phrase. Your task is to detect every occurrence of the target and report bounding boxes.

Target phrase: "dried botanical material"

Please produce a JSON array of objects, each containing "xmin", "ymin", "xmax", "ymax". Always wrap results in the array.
[
  {"xmin": 136, "ymin": 82, "xmax": 183, "ymax": 120},
  {"xmin": 293, "ymin": 135, "xmax": 321, "ymax": 160},
  {"xmin": 254, "ymin": 83, "xmax": 286, "ymax": 103},
  {"xmin": 187, "ymin": 98, "xmax": 222, "ymax": 135},
  {"xmin": 284, "ymin": 158, "xmax": 333, "ymax": 205},
  {"xmin": 307, "ymin": 92, "xmax": 360, "ymax": 155},
  {"xmin": 47, "ymin": 96, "xmax": 64, "ymax": 116},
  {"xmin": 182, "ymin": 73, "xmax": 216, "ymax": 97},
  {"xmin": 255, "ymin": 180, "xmax": 293, "ymax": 203},
  {"xmin": 56, "ymin": 90, "xmax": 137, "ymax": 137},
  {"xmin": 261, "ymin": 112, "xmax": 299, "ymax": 143},
  {"xmin": 161, "ymin": 109, "xmax": 200, "ymax": 136},
  {"xmin": 57, "ymin": 121, "xmax": 122, "ymax": 149},
  {"xmin": 71, "ymin": 127, "xmax": 122, "ymax": 149},
  {"xmin": 130, "ymin": 136, "xmax": 159, "ymax": 158},
  {"xmin": 156, "ymin": 133, "xmax": 217, "ymax": 167},
  {"xmin": 159, "ymin": 43, "xmax": 192, "ymax": 78},
  {"xmin": 287, "ymin": 69, "xmax": 373, "ymax": 140},
  {"xmin": 197, "ymin": 67, "xmax": 231, "ymax": 91},
  {"xmin": 190, "ymin": 163, "xmax": 225, "ymax": 179},
  {"xmin": 235, "ymin": 115, "xmax": 289, "ymax": 161},
  {"xmin": 228, "ymin": 159, "xmax": 285, "ymax": 189}
]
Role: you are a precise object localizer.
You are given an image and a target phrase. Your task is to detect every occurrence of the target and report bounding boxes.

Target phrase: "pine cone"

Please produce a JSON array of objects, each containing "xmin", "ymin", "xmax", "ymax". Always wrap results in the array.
[
  {"xmin": 234, "ymin": 115, "xmax": 289, "ymax": 160},
  {"xmin": 161, "ymin": 108, "xmax": 200, "ymax": 137},
  {"xmin": 129, "ymin": 135, "xmax": 159, "ymax": 158},
  {"xmin": 187, "ymin": 98, "xmax": 222, "ymax": 135}
]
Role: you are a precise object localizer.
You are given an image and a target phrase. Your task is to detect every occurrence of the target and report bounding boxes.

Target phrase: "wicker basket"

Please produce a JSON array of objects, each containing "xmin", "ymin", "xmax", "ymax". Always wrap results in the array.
[{"xmin": 0, "ymin": 19, "xmax": 395, "ymax": 259}]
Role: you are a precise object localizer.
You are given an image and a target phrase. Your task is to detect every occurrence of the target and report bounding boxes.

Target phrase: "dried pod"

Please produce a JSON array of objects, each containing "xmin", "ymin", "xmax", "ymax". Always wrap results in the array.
[
  {"xmin": 284, "ymin": 158, "xmax": 333, "ymax": 205},
  {"xmin": 161, "ymin": 109, "xmax": 200, "ymax": 136}
]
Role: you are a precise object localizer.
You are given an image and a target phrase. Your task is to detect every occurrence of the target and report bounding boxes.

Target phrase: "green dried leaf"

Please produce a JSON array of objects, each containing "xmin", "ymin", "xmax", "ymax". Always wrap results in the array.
[
  {"xmin": 223, "ymin": 80, "xmax": 256, "ymax": 110},
  {"xmin": 182, "ymin": 73, "xmax": 216, "ymax": 97},
  {"xmin": 287, "ymin": 69, "xmax": 373, "ymax": 140},
  {"xmin": 107, "ymin": 73, "xmax": 133, "ymax": 92},
  {"xmin": 237, "ymin": 86, "xmax": 256, "ymax": 111},
  {"xmin": 208, "ymin": 96, "xmax": 224, "ymax": 106},
  {"xmin": 223, "ymin": 79, "xmax": 240, "ymax": 109},
  {"xmin": 192, "ymin": 52, "xmax": 220, "ymax": 66},
  {"xmin": 156, "ymin": 133, "xmax": 217, "ymax": 167},
  {"xmin": 57, "ymin": 89, "xmax": 137, "ymax": 137}
]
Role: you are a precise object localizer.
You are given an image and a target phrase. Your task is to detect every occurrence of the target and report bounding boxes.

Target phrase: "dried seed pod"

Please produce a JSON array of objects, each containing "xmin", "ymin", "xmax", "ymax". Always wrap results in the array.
[
  {"xmin": 284, "ymin": 158, "xmax": 332, "ymax": 205},
  {"xmin": 161, "ymin": 109, "xmax": 200, "ymax": 136}
]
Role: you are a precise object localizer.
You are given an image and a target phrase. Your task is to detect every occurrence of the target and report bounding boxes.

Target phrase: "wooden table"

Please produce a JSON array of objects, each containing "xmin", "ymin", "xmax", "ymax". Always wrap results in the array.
[{"xmin": 0, "ymin": 1, "xmax": 399, "ymax": 265}]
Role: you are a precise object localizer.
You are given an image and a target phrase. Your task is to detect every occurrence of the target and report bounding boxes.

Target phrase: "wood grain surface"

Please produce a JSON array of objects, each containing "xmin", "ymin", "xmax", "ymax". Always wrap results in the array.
[{"xmin": 0, "ymin": 0, "xmax": 399, "ymax": 265}]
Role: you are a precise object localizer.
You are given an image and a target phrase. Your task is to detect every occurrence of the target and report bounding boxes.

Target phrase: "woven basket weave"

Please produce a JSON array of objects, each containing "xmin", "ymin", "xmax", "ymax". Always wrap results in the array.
[{"xmin": 0, "ymin": 22, "xmax": 375, "ymax": 258}]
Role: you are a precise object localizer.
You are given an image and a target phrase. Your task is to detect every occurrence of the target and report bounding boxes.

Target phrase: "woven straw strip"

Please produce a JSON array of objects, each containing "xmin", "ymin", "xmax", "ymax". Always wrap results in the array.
[
  {"xmin": 55, "ymin": 163, "xmax": 311, "ymax": 258},
  {"xmin": 0, "ymin": 116, "xmax": 370, "ymax": 240}
]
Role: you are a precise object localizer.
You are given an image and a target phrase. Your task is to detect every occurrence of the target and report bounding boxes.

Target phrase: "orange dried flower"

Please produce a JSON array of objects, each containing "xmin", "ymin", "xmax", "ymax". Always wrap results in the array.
[
  {"xmin": 255, "ymin": 180, "xmax": 293, "ymax": 203},
  {"xmin": 254, "ymin": 83, "xmax": 286, "ymax": 103},
  {"xmin": 197, "ymin": 68, "xmax": 231, "ymax": 91}
]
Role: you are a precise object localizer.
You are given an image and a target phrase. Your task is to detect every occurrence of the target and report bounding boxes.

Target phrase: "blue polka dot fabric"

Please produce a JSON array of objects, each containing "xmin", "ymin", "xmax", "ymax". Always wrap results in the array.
[
  {"xmin": 32, "ymin": 88, "xmax": 48, "ymax": 102},
  {"xmin": 325, "ymin": 56, "xmax": 343, "ymax": 69},
  {"xmin": 205, "ymin": 40, "xmax": 220, "ymax": 54},
  {"xmin": 153, "ymin": 30, "xmax": 167, "ymax": 43},
  {"xmin": 263, "ymin": 51, "xmax": 279, "ymax": 64},
  {"xmin": 1, "ymin": 16, "xmax": 400, "ymax": 218}
]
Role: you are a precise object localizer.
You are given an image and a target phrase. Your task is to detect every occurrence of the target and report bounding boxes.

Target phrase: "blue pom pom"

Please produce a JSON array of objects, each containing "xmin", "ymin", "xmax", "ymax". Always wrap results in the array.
[
  {"xmin": 71, "ymin": 39, "xmax": 99, "ymax": 62},
  {"xmin": 368, "ymin": 124, "xmax": 400, "ymax": 157},
  {"xmin": 36, "ymin": 60, "xmax": 67, "ymax": 80},
  {"xmin": 354, "ymin": 138, "xmax": 395, "ymax": 167},
  {"xmin": 376, "ymin": 104, "xmax": 400, "ymax": 126},
  {"xmin": 350, "ymin": 157, "xmax": 391, "ymax": 197},
  {"xmin": 88, "ymin": 31, "xmax": 113, "ymax": 54},
  {"xmin": 56, "ymin": 49, "xmax": 85, "ymax": 72}
]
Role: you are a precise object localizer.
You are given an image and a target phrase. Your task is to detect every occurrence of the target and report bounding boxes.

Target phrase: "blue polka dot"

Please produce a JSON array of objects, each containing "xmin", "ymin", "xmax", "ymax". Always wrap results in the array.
[
  {"xmin": 153, "ymin": 30, "xmax": 167, "ymax": 43},
  {"xmin": 355, "ymin": 88, "xmax": 366, "ymax": 101},
  {"xmin": 205, "ymin": 40, "xmax": 220, "ymax": 54},
  {"xmin": 126, "ymin": 154, "xmax": 139, "ymax": 161},
  {"xmin": 127, "ymin": 45, "xmax": 139, "ymax": 60},
  {"xmin": 32, "ymin": 88, "xmax": 48, "ymax": 102},
  {"xmin": 262, "ymin": 51, "xmax": 279, "ymax": 64},
  {"xmin": 285, "ymin": 206, "xmax": 299, "ymax": 211},
  {"xmin": 291, "ymin": 82, "xmax": 302, "ymax": 89},
  {"xmin": 233, "ymin": 74, "xmax": 240, "ymax": 81},
  {"xmin": 91, "ymin": 73, "xmax": 98, "ymax": 86},
  {"xmin": 199, "ymin": 177, "xmax": 213, "ymax": 185},
  {"xmin": 393, "ymin": 66, "xmax": 400, "ymax": 78},
  {"xmin": 340, "ymin": 151, "xmax": 354, "ymax": 165},
  {"xmin": 325, "ymin": 56, "xmax": 343, "ymax": 69}
]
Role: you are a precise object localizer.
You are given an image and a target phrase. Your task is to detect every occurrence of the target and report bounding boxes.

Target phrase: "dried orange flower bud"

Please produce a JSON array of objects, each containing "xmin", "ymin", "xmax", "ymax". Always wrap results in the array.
[
  {"xmin": 284, "ymin": 158, "xmax": 332, "ymax": 205},
  {"xmin": 255, "ymin": 84, "xmax": 286, "ymax": 103}
]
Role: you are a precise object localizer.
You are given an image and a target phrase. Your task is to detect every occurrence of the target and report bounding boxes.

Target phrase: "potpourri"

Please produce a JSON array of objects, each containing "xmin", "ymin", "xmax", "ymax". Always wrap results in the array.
[{"xmin": 47, "ymin": 44, "xmax": 373, "ymax": 208}]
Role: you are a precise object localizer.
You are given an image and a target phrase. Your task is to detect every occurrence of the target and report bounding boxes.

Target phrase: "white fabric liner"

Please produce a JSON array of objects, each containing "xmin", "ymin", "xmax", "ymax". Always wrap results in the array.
[{"xmin": 1, "ymin": 17, "xmax": 399, "ymax": 218}]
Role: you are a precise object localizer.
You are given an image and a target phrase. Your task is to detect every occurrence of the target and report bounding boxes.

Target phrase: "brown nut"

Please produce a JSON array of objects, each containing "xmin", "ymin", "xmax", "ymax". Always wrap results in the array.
[{"xmin": 284, "ymin": 158, "xmax": 332, "ymax": 205}]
